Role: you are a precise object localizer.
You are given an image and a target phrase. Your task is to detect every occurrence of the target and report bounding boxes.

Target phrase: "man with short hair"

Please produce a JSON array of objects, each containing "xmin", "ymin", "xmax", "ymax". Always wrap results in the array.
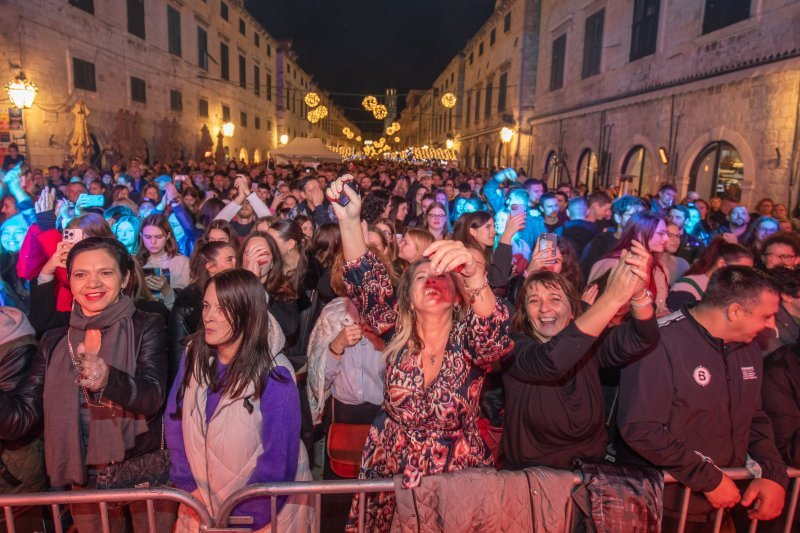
[
  {"xmin": 297, "ymin": 175, "xmax": 335, "ymax": 226},
  {"xmin": 761, "ymin": 232, "xmax": 800, "ymax": 270},
  {"xmin": 1, "ymin": 143, "xmax": 24, "ymax": 172},
  {"xmin": 539, "ymin": 192, "xmax": 562, "ymax": 232},
  {"xmin": 651, "ymin": 183, "xmax": 677, "ymax": 217},
  {"xmin": 586, "ymin": 191, "xmax": 613, "ymax": 230},
  {"xmin": 722, "ymin": 205, "xmax": 751, "ymax": 244},
  {"xmin": 669, "ymin": 205, "xmax": 704, "ymax": 264},
  {"xmin": 757, "ymin": 267, "xmax": 800, "ymax": 357},
  {"xmin": 555, "ymin": 196, "xmax": 599, "ymax": 259},
  {"xmin": 523, "ymin": 178, "xmax": 546, "ymax": 207},
  {"xmin": 619, "ymin": 266, "xmax": 788, "ymax": 530},
  {"xmin": 580, "ymin": 195, "xmax": 646, "ymax": 278}
]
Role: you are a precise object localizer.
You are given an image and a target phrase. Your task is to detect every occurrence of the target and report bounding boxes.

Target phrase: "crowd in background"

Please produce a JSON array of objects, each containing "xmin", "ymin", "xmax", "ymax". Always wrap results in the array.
[{"xmin": 1, "ymin": 153, "xmax": 800, "ymax": 532}]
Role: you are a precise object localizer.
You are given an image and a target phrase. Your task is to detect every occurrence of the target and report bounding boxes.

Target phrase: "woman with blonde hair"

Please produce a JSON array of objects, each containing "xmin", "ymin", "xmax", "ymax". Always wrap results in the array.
[
  {"xmin": 326, "ymin": 176, "xmax": 512, "ymax": 532},
  {"xmin": 397, "ymin": 228, "xmax": 435, "ymax": 265}
]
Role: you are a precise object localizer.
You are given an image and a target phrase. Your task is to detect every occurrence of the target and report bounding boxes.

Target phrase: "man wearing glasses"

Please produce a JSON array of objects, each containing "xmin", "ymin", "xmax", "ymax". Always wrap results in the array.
[{"xmin": 761, "ymin": 232, "xmax": 800, "ymax": 270}]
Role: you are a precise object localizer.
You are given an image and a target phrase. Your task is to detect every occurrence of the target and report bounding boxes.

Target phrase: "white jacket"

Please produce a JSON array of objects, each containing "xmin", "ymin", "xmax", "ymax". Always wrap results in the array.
[{"xmin": 175, "ymin": 317, "xmax": 312, "ymax": 532}]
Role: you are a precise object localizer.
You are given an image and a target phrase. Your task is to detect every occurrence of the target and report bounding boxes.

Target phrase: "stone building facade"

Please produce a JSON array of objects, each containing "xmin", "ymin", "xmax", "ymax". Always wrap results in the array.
[
  {"xmin": 0, "ymin": 0, "xmax": 357, "ymax": 167},
  {"xmin": 398, "ymin": 0, "xmax": 541, "ymax": 169},
  {"xmin": 530, "ymin": 0, "xmax": 800, "ymax": 205}
]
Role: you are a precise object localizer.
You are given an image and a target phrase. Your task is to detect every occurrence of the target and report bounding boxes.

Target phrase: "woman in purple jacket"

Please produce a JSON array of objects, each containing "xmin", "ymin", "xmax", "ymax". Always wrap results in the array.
[{"xmin": 165, "ymin": 268, "xmax": 313, "ymax": 531}]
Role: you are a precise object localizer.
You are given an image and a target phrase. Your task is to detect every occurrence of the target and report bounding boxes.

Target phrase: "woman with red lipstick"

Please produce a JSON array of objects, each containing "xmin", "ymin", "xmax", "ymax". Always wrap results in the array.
[
  {"xmin": 327, "ymin": 175, "xmax": 513, "ymax": 532},
  {"xmin": 0, "ymin": 237, "xmax": 174, "ymax": 532}
]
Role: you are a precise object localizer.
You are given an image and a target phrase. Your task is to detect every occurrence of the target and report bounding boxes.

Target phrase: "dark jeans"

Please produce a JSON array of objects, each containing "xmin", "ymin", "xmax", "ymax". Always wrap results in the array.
[{"xmin": 321, "ymin": 398, "xmax": 380, "ymax": 533}]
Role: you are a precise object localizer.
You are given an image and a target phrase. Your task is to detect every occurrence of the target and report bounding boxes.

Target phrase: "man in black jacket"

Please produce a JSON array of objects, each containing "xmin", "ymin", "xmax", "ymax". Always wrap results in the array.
[{"xmin": 619, "ymin": 266, "xmax": 787, "ymax": 530}]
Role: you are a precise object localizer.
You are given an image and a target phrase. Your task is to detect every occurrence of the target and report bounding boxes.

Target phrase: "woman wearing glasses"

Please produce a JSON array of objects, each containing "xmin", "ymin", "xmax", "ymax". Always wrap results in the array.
[{"xmin": 422, "ymin": 201, "xmax": 450, "ymax": 241}]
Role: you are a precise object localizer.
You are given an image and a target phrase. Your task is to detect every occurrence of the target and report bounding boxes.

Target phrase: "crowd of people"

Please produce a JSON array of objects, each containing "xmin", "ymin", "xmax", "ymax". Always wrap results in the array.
[{"xmin": 1, "ymin": 155, "xmax": 800, "ymax": 532}]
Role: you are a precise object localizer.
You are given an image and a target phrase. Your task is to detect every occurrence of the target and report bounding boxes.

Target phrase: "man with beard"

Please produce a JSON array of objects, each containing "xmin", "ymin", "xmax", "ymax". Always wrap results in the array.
[{"xmin": 721, "ymin": 205, "xmax": 751, "ymax": 244}]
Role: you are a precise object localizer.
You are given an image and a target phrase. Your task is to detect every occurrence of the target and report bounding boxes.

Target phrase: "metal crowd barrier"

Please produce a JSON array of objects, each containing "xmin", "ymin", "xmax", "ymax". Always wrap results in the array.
[
  {"xmin": 0, "ymin": 486, "xmax": 213, "ymax": 533},
  {"xmin": 1, "ymin": 467, "xmax": 800, "ymax": 533}
]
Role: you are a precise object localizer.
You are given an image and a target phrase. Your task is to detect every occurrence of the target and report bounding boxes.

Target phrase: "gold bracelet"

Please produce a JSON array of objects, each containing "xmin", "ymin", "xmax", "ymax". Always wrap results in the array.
[{"xmin": 464, "ymin": 275, "xmax": 489, "ymax": 303}]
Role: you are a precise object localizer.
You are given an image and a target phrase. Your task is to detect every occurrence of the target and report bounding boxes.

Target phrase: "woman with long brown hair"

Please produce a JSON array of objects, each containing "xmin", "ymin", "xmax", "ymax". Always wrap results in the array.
[
  {"xmin": 166, "ymin": 269, "xmax": 313, "ymax": 532},
  {"xmin": 138, "ymin": 214, "xmax": 190, "ymax": 310},
  {"xmin": 327, "ymin": 175, "xmax": 513, "ymax": 532}
]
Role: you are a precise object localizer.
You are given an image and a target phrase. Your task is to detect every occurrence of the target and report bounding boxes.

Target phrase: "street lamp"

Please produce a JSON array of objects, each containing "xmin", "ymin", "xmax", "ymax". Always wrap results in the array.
[
  {"xmin": 500, "ymin": 127, "xmax": 515, "ymax": 167},
  {"xmin": 279, "ymin": 134, "xmax": 289, "ymax": 145},
  {"xmin": 445, "ymin": 139, "xmax": 454, "ymax": 150},
  {"xmin": 222, "ymin": 122, "xmax": 235, "ymax": 137},
  {"xmin": 5, "ymin": 71, "xmax": 38, "ymax": 109}
]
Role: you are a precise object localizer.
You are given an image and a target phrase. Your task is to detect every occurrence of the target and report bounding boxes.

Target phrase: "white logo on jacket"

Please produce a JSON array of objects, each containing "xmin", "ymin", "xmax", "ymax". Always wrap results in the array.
[
  {"xmin": 693, "ymin": 366, "xmax": 711, "ymax": 387},
  {"xmin": 741, "ymin": 366, "xmax": 757, "ymax": 380}
]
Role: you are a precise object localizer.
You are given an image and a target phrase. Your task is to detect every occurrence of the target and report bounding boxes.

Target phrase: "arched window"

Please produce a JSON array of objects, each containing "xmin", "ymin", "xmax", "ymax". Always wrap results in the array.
[
  {"xmin": 690, "ymin": 141, "xmax": 744, "ymax": 201},
  {"xmin": 544, "ymin": 150, "xmax": 559, "ymax": 188},
  {"xmin": 576, "ymin": 149, "xmax": 599, "ymax": 191},
  {"xmin": 238, "ymin": 147, "xmax": 249, "ymax": 164},
  {"xmin": 622, "ymin": 146, "xmax": 654, "ymax": 196},
  {"xmin": 253, "ymin": 149, "xmax": 262, "ymax": 163}
]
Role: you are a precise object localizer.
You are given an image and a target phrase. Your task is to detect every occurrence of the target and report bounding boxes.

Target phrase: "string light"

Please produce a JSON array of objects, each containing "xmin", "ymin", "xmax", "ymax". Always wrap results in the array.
[
  {"xmin": 391, "ymin": 122, "xmax": 400, "ymax": 131},
  {"xmin": 373, "ymin": 104, "xmax": 388, "ymax": 120},
  {"xmin": 342, "ymin": 127, "xmax": 352, "ymax": 136},
  {"xmin": 317, "ymin": 105, "xmax": 328, "ymax": 119},
  {"xmin": 307, "ymin": 109, "xmax": 321, "ymax": 124},
  {"xmin": 356, "ymin": 136, "xmax": 362, "ymax": 142},
  {"xmin": 394, "ymin": 136, "xmax": 400, "ymax": 143},
  {"xmin": 304, "ymin": 92, "xmax": 320, "ymax": 108},
  {"xmin": 441, "ymin": 92, "xmax": 457, "ymax": 108},
  {"xmin": 362, "ymin": 96, "xmax": 378, "ymax": 111}
]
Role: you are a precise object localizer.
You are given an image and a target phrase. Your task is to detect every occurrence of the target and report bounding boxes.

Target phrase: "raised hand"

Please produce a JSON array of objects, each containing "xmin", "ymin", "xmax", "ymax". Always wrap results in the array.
[
  {"xmin": 604, "ymin": 251, "xmax": 639, "ymax": 305},
  {"xmin": 326, "ymin": 174, "xmax": 361, "ymax": 222},
  {"xmin": 35, "ymin": 187, "xmax": 56, "ymax": 213},
  {"xmin": 500, "ymin": 213, "xmax": 526, "ymax": 244},
  {"xmin": 422, "ymin": 240, "xmax": 482, "ymax": 279},
  {"xmin": 623, "ymin": 240, "xmax": 653, "ymax": 297}
]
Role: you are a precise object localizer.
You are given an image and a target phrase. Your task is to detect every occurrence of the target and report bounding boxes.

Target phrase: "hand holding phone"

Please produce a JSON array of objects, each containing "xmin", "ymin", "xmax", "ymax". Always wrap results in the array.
[
  {"xmin": 62, "ymin": 228, "xmax": 85, "ymax": 243},
  {"xmin": 538, "ymin": 233, "xmax": 558, "ymax": 259}
]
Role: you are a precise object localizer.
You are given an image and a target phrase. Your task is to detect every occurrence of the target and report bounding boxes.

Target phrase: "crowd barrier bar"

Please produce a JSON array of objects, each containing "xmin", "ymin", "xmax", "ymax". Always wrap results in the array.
[
  {"xmin": 0, "ymin": 486, "xmax": 213, "ymax": 533},
  {"xmin": 1, "ymin": 467, "xmax": 800, "ymax": 532}
]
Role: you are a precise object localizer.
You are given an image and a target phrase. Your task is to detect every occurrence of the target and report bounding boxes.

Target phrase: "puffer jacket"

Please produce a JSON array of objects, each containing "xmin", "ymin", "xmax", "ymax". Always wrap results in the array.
[
  {"xmin": 0, "ymin": 310, "xmax": 168, "ymax": 462},
  {"xmin": 0, "ymin": 307, "xmax": 46, "ymax": 495},
  {"xmin": 391, "ymin": 466, "xmax": 575, "ymax": 533}
]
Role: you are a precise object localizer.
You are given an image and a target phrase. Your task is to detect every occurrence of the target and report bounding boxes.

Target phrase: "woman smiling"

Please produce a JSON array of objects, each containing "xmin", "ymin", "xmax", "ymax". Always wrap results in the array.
[
  {"xmin": 501, "ymin": 241, "xmax": 660, "ymax": 471},
  {"xmin": 0, "ymin": 237, "xmax": 174, "ymax": 531}
]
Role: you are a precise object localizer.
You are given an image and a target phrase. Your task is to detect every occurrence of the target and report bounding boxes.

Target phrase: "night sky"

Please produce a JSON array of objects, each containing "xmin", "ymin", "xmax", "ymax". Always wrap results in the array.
[{"xmin": 245, "ymin": 0, "xmax": 495, "ymax": 134}]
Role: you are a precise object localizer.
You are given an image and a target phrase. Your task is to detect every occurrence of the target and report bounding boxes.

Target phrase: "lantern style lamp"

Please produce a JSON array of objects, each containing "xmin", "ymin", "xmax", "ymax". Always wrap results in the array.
[
  {"xmin": 222, "ymin": 122, "xmax": 235, "ymax": 137},
  {"xmin": 5, "ymin": 71, "xmax": 38, "ymax": 109},
  {"xmin": 500, "ymin": 126, "xmax": 515, "ymax": 143},
  {"xmin": 279, "ymin": 134, "xmax": 289, "ymax": 145}
]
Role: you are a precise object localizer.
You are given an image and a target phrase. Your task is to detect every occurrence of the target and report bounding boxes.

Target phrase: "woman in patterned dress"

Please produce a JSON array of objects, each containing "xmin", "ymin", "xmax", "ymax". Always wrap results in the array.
[{"xmin": 326, "ymin": 176, "xmax": 514, "ymax": 532}]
